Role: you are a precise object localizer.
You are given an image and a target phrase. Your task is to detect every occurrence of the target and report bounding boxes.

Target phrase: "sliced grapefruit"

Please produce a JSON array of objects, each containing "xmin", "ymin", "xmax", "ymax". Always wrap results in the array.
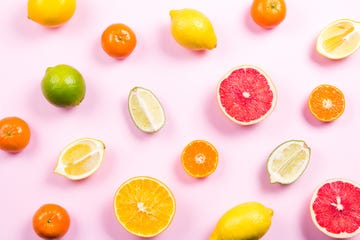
[
  {"xmin": 310, "ymin": 178, "xmax": 360, "ymax": 239},
  {"xmin": 217, "ymin": 65, "xmax": 277, "ymax": 125}
]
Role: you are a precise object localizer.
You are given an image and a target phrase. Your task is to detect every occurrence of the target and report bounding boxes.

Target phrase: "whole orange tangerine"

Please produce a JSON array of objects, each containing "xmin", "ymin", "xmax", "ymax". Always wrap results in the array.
[{"xmin": 0, "ymin": 116, "xmax": 31, "ymax": 152}]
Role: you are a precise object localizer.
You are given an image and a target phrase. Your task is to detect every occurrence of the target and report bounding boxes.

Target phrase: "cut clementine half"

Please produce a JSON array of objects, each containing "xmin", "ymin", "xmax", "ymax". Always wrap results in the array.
[
  {"xmin": 113, "ymin": 176, "xmax": 176, "ymax": 238},
  {"xmin": 316, "ymin": 19, "xmax": 360, "ymax": 60},
  {"xmin": 308, "ymin": 84, "xmax": 345, "ymax": 122},
  {"xmin": 181, "ymin": 140, "xmax": 218, "ymax": 178},
  {"xmin": 54, "ymin": 138, "xmax": 105, "ymax": 180}
]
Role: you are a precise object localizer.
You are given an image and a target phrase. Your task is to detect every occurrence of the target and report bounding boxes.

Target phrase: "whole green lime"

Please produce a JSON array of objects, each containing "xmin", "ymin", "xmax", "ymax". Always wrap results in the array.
[{"xmin": 41, "ymin": 64, "xmax": 86, "ymax": 107}]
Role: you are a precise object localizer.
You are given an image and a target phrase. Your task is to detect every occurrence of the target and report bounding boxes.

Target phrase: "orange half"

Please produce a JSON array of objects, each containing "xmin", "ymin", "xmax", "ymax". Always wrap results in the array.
[
  {"xmin": 113, "ymin": 176, "xmax": 176, "ymax": 238},
  {"xmin": 316, "ymin": 19, "xmax": 360, "ymax": 60},
  {"xmin": 308, "ymin": 84, "xmax": 345, "ymax": 122},
  {"xmin": 181, "ymin": 140, "xmax": 218, "ymax": 178}
]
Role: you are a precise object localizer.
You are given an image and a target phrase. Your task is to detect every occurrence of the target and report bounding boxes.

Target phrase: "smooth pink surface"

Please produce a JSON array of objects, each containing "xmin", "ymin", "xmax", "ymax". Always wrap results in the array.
[{"xmin": 1, "ymin": 1, "xmax": 360, "ymax": 239}]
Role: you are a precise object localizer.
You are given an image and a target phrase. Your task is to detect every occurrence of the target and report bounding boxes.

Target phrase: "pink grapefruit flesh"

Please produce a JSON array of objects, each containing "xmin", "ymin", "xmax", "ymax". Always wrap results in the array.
[
  {"xmin": 216, "ymin": 65, "xmax": 277, "ymax": 125},
  {"xmin": 310, "ymin": 178, "xmax": 360, "ymax": 239}
]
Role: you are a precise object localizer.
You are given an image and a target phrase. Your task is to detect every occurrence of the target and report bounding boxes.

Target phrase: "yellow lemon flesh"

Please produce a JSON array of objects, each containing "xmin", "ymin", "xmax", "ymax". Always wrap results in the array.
[
  {"xmin": 54, "ymin": 138, "xmax": 105, "ymax": 180},
  {"xmin": 170, "ymin": 8, "xmax": 217, "ymax": 51},
  {"xmin": 210, "ymin": 202, "xmax": 273, "ymax": 240},
  {"xmin": 28, "ymin": 0, "xmax": 76, "ymax": 27},
  {"xmin": 316, "ymin": 19, "xmax": 360, "ymax": 60}
]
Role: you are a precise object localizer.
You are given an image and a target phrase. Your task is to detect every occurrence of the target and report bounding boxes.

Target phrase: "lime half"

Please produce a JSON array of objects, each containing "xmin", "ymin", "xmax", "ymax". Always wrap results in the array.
[
  {"xmin": 41, "ymin": 64, "xmax": 86, "ymax": 108},
  {"xmin": 266, "ymin": 140, "xmax": 311, "ymax": 184},
  {"xmin": 128, "ymin": 87, "xmax": 165, "ymax": 133}
]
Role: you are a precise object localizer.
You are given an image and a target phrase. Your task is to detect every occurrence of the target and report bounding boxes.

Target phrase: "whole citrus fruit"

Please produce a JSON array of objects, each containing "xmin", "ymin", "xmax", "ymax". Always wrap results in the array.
[
  {"xmin": 0, "ymin": 116, "xmax": 31, "ymax": 153},
  {"xmin": 101, "ymin": 23, "xmax": 137, "ymax": 59},
  {"xmin": 41, "ymin": 64, "xmax": 86, "ymax": 108},
  {"xmin": 251, "ymin": 0, "xmax": 286, "ymax": 29},
  {"xmin": 170, "ymin": 8, "xmax": 217, "ymax": 51},
  {"xmin": 32, "ymin": 203, "xmax": 70, "ymax": 239},
  {"xmin": 210, "ymin": 202, "xmax": 273, "ymax": 240},
  {"xmin": 28, "ymin": 0, "xmax": 76, "ymax": 28}
]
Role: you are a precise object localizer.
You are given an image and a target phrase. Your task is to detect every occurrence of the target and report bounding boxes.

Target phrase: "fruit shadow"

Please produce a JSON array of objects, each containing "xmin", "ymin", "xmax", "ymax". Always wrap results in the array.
[
  {"xmin": 157, "ymin": 24, "xmax": 210, "ymax": 60},
  {"xmin": 300, "ymin": 195, "xmax": 331, "ymax": 240},
  {"xmin": 204, "ymin": 90, "xmax": 259, "ymax": 136}
]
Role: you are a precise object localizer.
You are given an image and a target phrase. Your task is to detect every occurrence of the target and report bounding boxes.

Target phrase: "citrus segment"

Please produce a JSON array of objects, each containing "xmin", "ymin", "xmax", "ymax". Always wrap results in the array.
[
  {"xmin": 316, "ymin": 19, "xmax": 360, "ymax": 60},
  {"xmin": 310, "ymin": 178, "xmax": 360, "ymax": 239},
  {"xmin": 181, "ymin": 140, "xmax": 218, "ymax": 178},
  {"xmin": 54, "ymin": 138, "xmax": 105, "ymax": 180},
  {"xmin": 266, "ymin": 140, "xmax": 310, "ymax": 184},
  {"xmin": 170, "ymin": 8, "xmax": 217, "ymax": 50},
  {"xmin": 217, "ymin": 65, "xmax": 277, "ymax": 125},
  {"xmin": 128, "ymin": 87, "xmax": 165, "ymax": 133},
  {"xmin": 113, "ymin": 176, "xmax": 176, "ymax": 238},
  {"xmin": 308, "ymin": 84, "xmax": 345, "ymax": 122}
]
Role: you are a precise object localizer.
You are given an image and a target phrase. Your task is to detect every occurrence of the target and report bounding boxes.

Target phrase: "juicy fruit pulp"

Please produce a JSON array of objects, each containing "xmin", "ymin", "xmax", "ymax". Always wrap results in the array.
[
  {"xmin": 28, "ymin": 0, "xmax": 76, "ymax": 27},
  {"xmin": 316, "ymin": 19, "xmax": 360, "ymax": 60},
  {"xmin": 217, "ymin": 65, "xmax": 277, "ymax": 125},
  {"xmin": 41, "ymin": 64, "xmax": 86, "ymax": 108},
  {"xmin": 101, "ymin": 23, "xmax": 137, "ymax": 59},
  {"xmin": 170, "ymin": 8, "xmax": 217, "ymax": 50},
  {"xmin": 113, "ymin": 176, "xmax": 176, "ymax": 238},
  {"xmin": 0, "ymin": 116, "xmax": 31, "ymax": 152},
  {"xmin": 54, "ymin": 138, "xmax": 105, "ymax": 180},
  {"xmin": 210, "ymin": 202, "xmax": 273, "ymax": 240},
  {"xmin": 308, "ymin": 84, "xmax": 345, "ymax": 122},
  {"xmin": 128, "ymin": 86, "xmax": 166, "ymax": 133},
  {"xmin": 181, "ymin": 140, "xmax": 218, "ymax": 178},
  {"xmin": 310, "ymin": 178, "xmax": 360, "ymax": 239},
  {"xmin": 32, "ymin": 203, "xmax": 70, "ymax": 239},
  {"xmin": 267, "ymin": 140, "xmax": 311, "ymax": 184},
  {"xmin": 251, "ymin": 0, "xmax": 287, "ymax": 29}
]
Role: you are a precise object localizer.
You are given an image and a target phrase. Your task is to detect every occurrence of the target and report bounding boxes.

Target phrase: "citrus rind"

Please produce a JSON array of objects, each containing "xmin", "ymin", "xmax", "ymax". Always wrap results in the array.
[
  {"xmin": 54, "ymin": 138, "xmax": 105, "ymax": 180},
  {"xmin": 266, "ymin": 140, "xmax": 311, "ymax": 184},
  {"xmin": 216, "ymin": 65, "xmax": 277, "ymax": 126}
]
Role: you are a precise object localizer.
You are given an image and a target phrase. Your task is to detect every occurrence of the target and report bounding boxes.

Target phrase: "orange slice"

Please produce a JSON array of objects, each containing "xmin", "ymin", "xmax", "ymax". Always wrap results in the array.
[
  {"xmin": 54, "ymin": 138, "xmax": 105, "ymax": 180},
  {"xmin": 308, "ymin": 84, "xmax": 345, "ymax": 122},
  {"xmin": 113, "ymin": 176, "xmax": 176, "ymax": 238},
  {"xmin": 316, "ymin": 19, "xmax": 360, "ymax": 60},
  {"xmin": 181, "ymin": 140, "xmax": 218, "ymax": 178}
]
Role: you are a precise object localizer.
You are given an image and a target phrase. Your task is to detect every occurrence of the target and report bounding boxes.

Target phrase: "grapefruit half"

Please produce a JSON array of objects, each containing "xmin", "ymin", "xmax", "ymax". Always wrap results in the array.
[
  {"xmin": 310, "ymin": 178, "xmax": 360, "ymax": 239},
  {"xmin": 216, "ymin": 65, "xmax": 277, "ymax": 125}
]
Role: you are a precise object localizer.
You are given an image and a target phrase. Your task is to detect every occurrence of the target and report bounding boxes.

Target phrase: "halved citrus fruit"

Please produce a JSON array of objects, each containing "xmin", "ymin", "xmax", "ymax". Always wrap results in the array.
[
  {"xmin": 316, "ymin": 19, "xmax": 360, "ymax": 60},
  {"xmin": 54, "ymin": 138, "xmax": 105, "ymax": 180},
  {"xmin": 181, "ymin": 140, "xmax": 218, "ymax": 178},
  {"xmin": 266, "ymin": 140, "xmax": 311, "ymax": 184},
  {"xmin": 128, "ymin": 86, "xmax": 166, "ymax": 133},
  {"xmin": 310, "ymin": 178, "xmax": 360, "ymax": 239},
  {"xmin": 217, "ymin": 65, "xmax": 277, "ymax": 125},
  {"xmin": 308, "ymin": 84, "xmax": 345, "ymax": 122},
  {"xmin": 113, "ymin": 176, "xmax": 176, "ymax": 238}
]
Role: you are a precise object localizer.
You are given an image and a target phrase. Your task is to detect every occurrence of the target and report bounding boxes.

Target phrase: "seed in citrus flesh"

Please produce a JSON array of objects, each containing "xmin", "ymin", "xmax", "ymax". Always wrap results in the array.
[
  {"xmin": 28, "ymin": 0, "xmax": 76, "ymax": 28},
  {"xmin": 41, "ymin": 64, "xmax": 86, "ymax": 108},
  {"xmin": 266, "ymin": 140, "xmax": 310, "ymax": 184},
  {"xmin": 170, "ymin": 8, "xmax": 217, "ymax": 51},
  {"xmin": 114, "ymin": 176, "xmax": 176, "ymax": 238},
  {"xmin": 54, "ymin": 138, "xmax": 105, "ymax": 180},
  {"xmin": 181, "ymin": 140, "xmax": 218, "ymax": 178},
  {"xmin": 308, "ymin": 84, "xmax": 345, "ymax": 122},
  {"xmin": 210, "ymin": 202, "xmax": 273, "ymax": 240},
  {"xmin": 310, "ymin": 178, "xmax": 360, "ymax": 239},
  {"xmin": 316, "ymin": 19, "xmax": 360, "ymax": 60},
  {"xmin": 128, "ymin": 86, "xmax": 166, "ymax": 133},
  {"xmin": 217, "ymin": 65, "xmax": 277, "ymax": 125}
]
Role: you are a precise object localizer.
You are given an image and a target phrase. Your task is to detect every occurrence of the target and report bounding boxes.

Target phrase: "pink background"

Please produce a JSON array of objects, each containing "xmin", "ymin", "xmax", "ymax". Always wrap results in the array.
[{"xmin": 1, "ymin": 0, "xmax": 360, "ymax": 239}]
